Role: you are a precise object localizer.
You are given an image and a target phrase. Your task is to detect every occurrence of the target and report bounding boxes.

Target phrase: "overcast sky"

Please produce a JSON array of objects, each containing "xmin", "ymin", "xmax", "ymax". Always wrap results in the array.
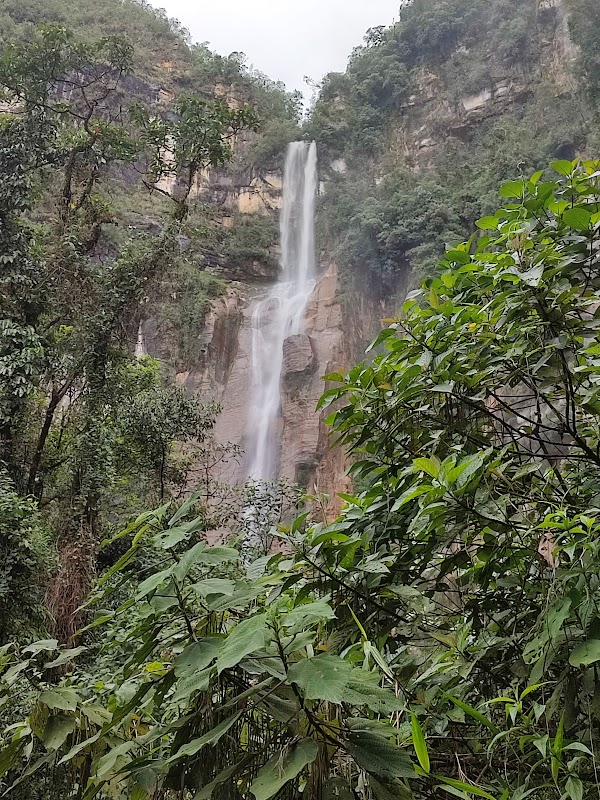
[{"xmin": 149, "ymin": 1, "xmax": 400, "ymax": 102}]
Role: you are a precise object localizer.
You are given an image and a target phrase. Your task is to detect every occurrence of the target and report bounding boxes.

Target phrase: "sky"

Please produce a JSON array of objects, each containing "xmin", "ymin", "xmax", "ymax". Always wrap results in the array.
[{"xmin": 148, "ymin": 0, "xmax": 400, "ymax": 102}]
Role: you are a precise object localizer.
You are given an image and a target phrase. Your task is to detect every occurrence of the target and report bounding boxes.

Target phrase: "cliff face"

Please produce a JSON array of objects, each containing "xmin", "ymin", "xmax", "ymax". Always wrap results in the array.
[
  {"xmin": 145, "ymin": 0, "xmax": 590, "ymax": 509},
  {"xmin": 385, "ymin": 0, "xmax": 579, "ymax": 168},
  {"xmin": 165, "ymin": 257, "xmax": 381, "ymax": 508},
  {"xmin": 142, "ymin": 0, "xmax": 594, "ymax": 509}
]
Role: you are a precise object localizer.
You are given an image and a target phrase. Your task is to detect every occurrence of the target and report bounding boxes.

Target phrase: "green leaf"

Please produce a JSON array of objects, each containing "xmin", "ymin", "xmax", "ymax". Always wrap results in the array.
[
  {"xmin": 446, "ymin": 696, "xmax": 499, "ymax": 734},
  {"xmin": 165, "ymin": 712, "xmax": 242, "ymax": 764},
  {"xmin": 42, "ymin": 715, "xmax": 77, "ymax": 751},
  {"xmin": 369, "ymin": 777, "xmax": 414, "ymax": 800},
  {"xmin": 563, "ymin": 207, "xmax": 591, "ymax": 231},
  {"xmin": 569, "ymin": 639, "xmax": 600, "ymax": 667},
  {"xmin": 0, "ymin": 739, "xmax": 26, "ymax": 779},
  {"xmin": 345, "ymin": 730, "xmax": 415, "ymax": 779},
  {"xmin": 288, "ymin": 654, "xmax": 352, "ymax": 703},
  {"xmin": 250, "ymin": 739, "xmax": 318, "ymax": 800},
  {"xmin": 193, "ymin": 579, "xmax": 236, "ymax": 597},
  {"xmin": 39, "ymin": 687, "xmax": 79, "ymax": 712},
  {"xmin": 23, "ymin": 639, "xmax": 58, "ymax": 655},
  {"xmin": 566, "ymin": 776, "xmax": 583, "ymax": 800},
  {"xmin": 411, "ymin": 713, "xmax": 429, "ymax": 773},
  {"xmin": 95, "ymin": 740, "xmax": 135, "ymax": 778},
  {"xmin": 445, "ymin": 249, "xmax": 471, "ymax": 265},
  {"xmin": 413, "ymin": 457, "xmax": 440, "ymax": 479},
  {"xmin": 135, "ymin": 568, "xmax": 171, "ymax": 600},
  {"xmin": 154, "ymin": 516, "xmax": 205, "ymax": 549},
  {"xmin": 391, "ymin": 485, "xmax": 432, "ymax": 511},
  {"xmin": 174, "ymin": 543, "xmax": 239, "ymax": 581},
  {"xmin": 344, "ymin": 674, "xmax": 404, "ymax": 714},
  {"xmin": 216, "ymin": 614, "xmax": 269, "ymax": 673},
  {"xmin": 174, "ymin": 638, "xmax": 221, "ymax": 678},
  {"xmin": 435, "ymin": 776, "xmax": 496, "ymax": 800},
  {"xmin": 168, "ymin": 493, "xmax": 201, "ymax": 526},
  {"xmin": 475, "ymin": 216, "xmax": 499, "ymax": 230},
  {"xmin": 499, "ymin": 180, "xmax": 525, "ymax": 198},
  {"xmin": 44, "ymin": 646, "xmax": 86, "ymax": 669},
  {"xmin": 172, "ymin": 668, "xmax": 212, "ymax": 702},
  {"xmin": 284, "ymin": 600, "xmax": 336, "ymax": 631},
  {"xmin": 551, "ymin": 159, "xmax": 574, "ymax": 176}
]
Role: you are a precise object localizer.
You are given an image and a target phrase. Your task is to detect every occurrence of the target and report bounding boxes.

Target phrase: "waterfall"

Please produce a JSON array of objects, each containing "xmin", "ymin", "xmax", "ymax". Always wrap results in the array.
[
  {"xmin": 134, "ymin": 323, "xmax": 146, "ymax": 358},
  {"xmin": 245, "ymin": 141, "xmax": 318, "ymax": 481}
]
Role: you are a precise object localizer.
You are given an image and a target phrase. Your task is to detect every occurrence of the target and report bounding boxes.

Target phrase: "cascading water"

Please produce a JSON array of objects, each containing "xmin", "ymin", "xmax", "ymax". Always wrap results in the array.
[{"xmin": 245, "ymin": 140, "xmax": 318, "ymax": 482}]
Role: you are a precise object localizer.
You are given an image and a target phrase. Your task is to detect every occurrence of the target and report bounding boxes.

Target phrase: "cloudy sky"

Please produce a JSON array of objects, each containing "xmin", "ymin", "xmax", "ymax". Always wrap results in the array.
[{"xmin": 149, "ymin": 1, "xmax": 400, "ymax": 101}]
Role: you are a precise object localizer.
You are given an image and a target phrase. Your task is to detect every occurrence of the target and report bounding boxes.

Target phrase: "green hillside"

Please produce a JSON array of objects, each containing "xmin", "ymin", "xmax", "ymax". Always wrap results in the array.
[{"xmin": 310, "ymin": 0, "xmax": 600, "ymax": 292}]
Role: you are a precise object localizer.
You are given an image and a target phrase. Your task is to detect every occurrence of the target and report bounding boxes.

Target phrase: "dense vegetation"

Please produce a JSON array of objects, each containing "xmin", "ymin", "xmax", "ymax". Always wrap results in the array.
[
  {"xmin": 5, "ymin": 157, "xmax": 600, "ymax": 800},
  {"xmin": 0, "ymin": 21, "xmax": 260, "ymax": 645},
  {"xmin": 3, "ymin": 1, "xmax": 600, "ymax": 800},
  {"xmin": 310, "ymin": 0, "xmax": 600, "ymax": 292}
]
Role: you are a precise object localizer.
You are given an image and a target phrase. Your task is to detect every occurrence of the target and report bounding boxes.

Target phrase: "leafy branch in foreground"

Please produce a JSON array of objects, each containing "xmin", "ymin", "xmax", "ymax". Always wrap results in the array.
[{"xmin": 5, "ymin": 159, "xmax": 600, "ymax": 799}]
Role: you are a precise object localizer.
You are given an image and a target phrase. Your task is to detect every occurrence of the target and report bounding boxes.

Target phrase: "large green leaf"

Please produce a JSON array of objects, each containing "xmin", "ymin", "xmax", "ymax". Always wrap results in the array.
[
  {"xmin": 174, "ymin": 638, "xmax": 221, "ymax": 678},
  {"xmin": 435, "ymin": 776, "xmax": 495, "ymax": 800},
  {"xmin": 287, "ymin": 654, "xmax": 352, "ymax": 703},
  {"xmin": 411, "ymin": 713, "xmax": 429, "ymax": 774},
  {"xmin": 569, "ymin": 639, "xmax": 600, "ymax": 667},
  {"xmin": 164, "ymin": 712, "xmax": 242, "ymax": 764},
  {"xmin": 369, "ymin": 776, "xmax": 414, "ymax": 800},
  {"xmin": 284, "ymin": 599, "xmax": 336, "ymax": 631},
  {"xmin": 174, "ymin": 543, "xmax": 239, "ymax": 581},
  {"xmin": 250, "ymin": 739, "xmax": 318, "ymax": 800},
  {"xmin": 193, "ymin": 578, "xmax": 236, "ymax": 597},
  {"xmin": 42, "ymin": 715, "xmax": 77, "ymax": 751},
  {"xmin": 563, "ymin": 207, "xmax": 591, "ymax": 232},
  {"xmin": 216, "ymin": 614, "xmax": 269, "ymax": 673},
  {"xmin": 94, "ymin": 740, "xmax": 136, "ymax": 778},
  {"xmin": 44, "ymin": 646, "xmax": 86, "ymax": 669},
  {"xmin": 343, "ymin": 674, "xmax": 404, "ymax": 714},
  {"xmin": 345, "ymin": 730, "xmax": 415, "ymax": 779},
  {"xmin": 39, "ymin": 687, "xmax": 79, "ymax": 712}
]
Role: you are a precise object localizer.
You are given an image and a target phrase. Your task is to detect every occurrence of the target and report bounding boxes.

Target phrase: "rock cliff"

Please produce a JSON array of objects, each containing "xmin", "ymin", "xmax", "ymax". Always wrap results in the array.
[{"xmin": 162, "ymin": 258, "xmax": 381, "ymax": 509}]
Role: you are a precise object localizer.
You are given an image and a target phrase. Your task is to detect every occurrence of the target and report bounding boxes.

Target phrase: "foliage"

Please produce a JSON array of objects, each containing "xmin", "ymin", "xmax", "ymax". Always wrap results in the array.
[
  {"xmin": 566, "ymin": 0, "xmax": 600, "ymax": 97},
  {"xmin": 0, "ymin": 0, "xmax": 192, "ymax": 83},
  {"xmin": 248, "ymin": 120, "xmax": 302, "ymax": 170},
  {"xmin": 222, "ymin": 213, "xmax": 279, "ymax": 271},
  {"xmin": 117, "ymin": 383, "xmax": 220, "ymax": 499},
  {"xmin": 152, "ymin": 261, "xmax": 227, "ymax": 369},
  {"xmin": 0, "ymin": 22, "xmax": 257, "ymax": 641},
  {"xmin": 309, "ymin": 0, "xmax": 595, "ymax": 290},
  {"xmin": 0, "ymin": 473, "xmax": 52, "ymax": 639},
  {"xmin": 7, "ymin": 159, "xmax": 600, "ymax": 799},
  {"xmin": 133, "ymin": 96, "xmax": 259, "ymax": 220}
]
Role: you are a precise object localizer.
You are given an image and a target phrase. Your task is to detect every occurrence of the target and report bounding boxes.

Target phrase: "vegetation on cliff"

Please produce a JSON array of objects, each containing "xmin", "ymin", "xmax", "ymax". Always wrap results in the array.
[
  {"xmin": 4, "ymin": 157, "xmax": 600, "ymax": 800},
  {"xmin": 310, "ymin": 0, "xmax": 600, "ymax": 291}
]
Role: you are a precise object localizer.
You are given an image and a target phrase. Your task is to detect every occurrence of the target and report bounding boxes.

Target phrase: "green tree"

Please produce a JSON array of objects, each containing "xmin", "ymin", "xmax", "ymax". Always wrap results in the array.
[
  {"xmin": 0, "ymin": 25, "xmax": 258, "ymax": 642},
  {"xmin": 6, "ymin": 159, "xmax": 600, "ymax": 800}
]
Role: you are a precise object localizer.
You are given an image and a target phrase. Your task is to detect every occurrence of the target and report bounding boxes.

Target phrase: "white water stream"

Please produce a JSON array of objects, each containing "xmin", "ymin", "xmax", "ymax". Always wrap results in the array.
[{"xmin": 245, "ymin": 141, "xmax": 318, "ymax": 481}]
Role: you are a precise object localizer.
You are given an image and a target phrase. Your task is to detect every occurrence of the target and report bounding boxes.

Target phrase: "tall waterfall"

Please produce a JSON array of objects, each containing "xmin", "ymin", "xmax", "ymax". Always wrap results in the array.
[{"xmin": 245, "ymin": 141, "xmax": 318, "ymax": 481}]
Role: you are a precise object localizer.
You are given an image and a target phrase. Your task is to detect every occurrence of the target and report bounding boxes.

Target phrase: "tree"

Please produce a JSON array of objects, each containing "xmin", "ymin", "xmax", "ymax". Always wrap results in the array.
[
  {"xmin": 5, "ymin": 159, "xmax": 600, "ymax": 800},
  {"xmin": 0, "ymin": 25, "xmax": 258, "ymax": 642}
]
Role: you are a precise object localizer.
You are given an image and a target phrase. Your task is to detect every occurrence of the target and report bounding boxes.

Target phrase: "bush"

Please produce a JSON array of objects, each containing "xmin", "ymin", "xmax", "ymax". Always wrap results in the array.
[
  {"xmin": 0, "ymin": 474, "xmax": 52, "ymax": 638},
  {"xmin": 222, "ymin": 213, "xmax": 278, "ymax": 270}
]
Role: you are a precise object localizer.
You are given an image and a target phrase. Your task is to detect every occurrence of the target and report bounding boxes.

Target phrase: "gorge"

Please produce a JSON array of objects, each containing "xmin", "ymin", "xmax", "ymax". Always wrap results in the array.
[{"xmin": 3, "ymin": 1, "xmax": 600, "ymax": 799}]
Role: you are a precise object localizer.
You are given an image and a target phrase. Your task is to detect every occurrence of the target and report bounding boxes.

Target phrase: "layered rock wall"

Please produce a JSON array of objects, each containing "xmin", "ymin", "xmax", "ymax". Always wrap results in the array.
[{"xmin": 168, "ymin": 261, "xmax": 381, "ymax": 509}]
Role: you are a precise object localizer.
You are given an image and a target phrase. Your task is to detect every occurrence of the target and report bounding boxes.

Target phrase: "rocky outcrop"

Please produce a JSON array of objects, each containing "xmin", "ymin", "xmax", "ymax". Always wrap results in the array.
[
  {"xmin": 171, "ymin": 262, "xmax": 382, "ymax": 513},
  {"xmin": 375, "ymin": 0, "xmax": 580, "ymax": 170}
]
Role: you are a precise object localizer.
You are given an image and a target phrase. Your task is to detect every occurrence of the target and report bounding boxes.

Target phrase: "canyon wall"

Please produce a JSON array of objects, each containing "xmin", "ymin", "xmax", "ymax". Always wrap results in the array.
[{"xmin": 141, "ymin": 0, "xmax": 585, "ymax": 508}]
